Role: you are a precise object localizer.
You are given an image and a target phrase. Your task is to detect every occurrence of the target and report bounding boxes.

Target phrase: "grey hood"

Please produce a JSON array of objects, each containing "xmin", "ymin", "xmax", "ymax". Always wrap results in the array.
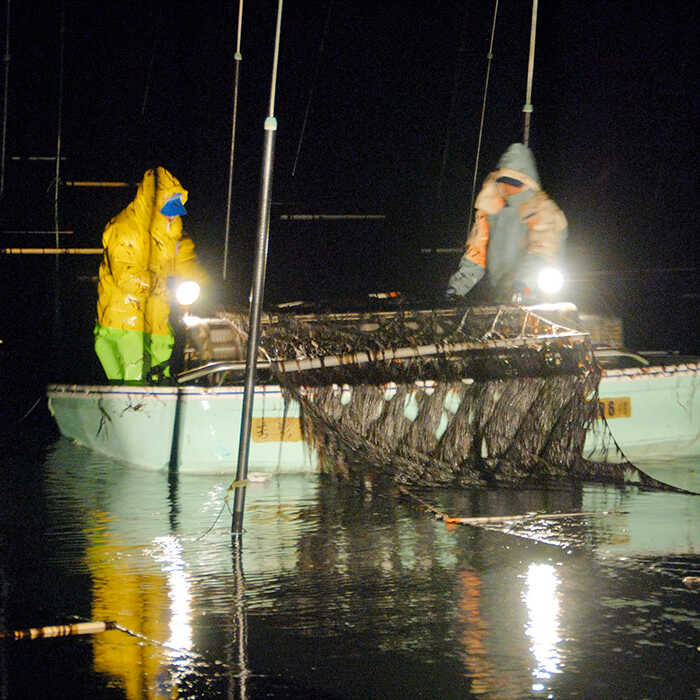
[{"xmin": 496, "ymin": 143, "xmax": 541, "ymax": 189}]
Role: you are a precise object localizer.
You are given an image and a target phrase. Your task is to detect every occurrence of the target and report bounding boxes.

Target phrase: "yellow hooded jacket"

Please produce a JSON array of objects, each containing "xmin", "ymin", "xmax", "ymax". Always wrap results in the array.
[{"xmin": 95, "ymin": 167, "xmax": 207, "ymax": 381}]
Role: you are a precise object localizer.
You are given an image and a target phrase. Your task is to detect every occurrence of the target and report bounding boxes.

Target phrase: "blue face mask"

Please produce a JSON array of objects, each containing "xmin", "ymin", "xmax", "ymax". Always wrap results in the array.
[{"xmin": 160, "ymin": 194, "xmax": 187, "ymax": 217}]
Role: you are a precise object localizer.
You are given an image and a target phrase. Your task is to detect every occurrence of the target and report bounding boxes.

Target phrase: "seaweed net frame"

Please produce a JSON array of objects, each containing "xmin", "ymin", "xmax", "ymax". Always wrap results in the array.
[
  {"xmin": 184, "ymin": 304, "xmax": 694, "ymax": 492},
  {"xmin": 263, "ymin": 305, "xmax": 628, "ymax": 487}
]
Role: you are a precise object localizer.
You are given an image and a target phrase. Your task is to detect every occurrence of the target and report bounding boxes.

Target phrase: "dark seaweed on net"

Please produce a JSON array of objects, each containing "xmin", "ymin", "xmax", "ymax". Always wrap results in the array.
[{"xmin": 206, "ymin": 305, "xmax": 688, "ymax": 493}]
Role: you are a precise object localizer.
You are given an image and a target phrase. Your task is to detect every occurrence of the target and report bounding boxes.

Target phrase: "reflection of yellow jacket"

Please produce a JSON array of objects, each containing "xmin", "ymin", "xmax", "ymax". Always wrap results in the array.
[{"xmin": 96, "ymin": 167, "xmax": 207, "ymax": 338}]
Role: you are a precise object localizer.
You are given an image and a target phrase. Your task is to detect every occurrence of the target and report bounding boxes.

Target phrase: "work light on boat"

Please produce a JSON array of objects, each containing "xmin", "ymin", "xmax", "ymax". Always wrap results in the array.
[
  {"xmin": 537, "ymin": 267, "xmax": 564, "ymax": 295},
  {"xmin": 175, "ymin": 280, "xmax": 201, "ymax": 306}
]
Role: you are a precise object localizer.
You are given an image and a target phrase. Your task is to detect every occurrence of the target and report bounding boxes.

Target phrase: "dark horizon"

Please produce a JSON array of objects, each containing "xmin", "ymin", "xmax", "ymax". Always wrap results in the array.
[{"xmin": 0, "ymin": 1, "xmax": 697, "ymax": 366}]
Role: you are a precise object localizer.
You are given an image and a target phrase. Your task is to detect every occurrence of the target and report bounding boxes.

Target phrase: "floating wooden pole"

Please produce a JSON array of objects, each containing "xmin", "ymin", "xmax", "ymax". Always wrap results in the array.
[
  {"xmin": 397, "ymin": 486, "xmax": 625, "ymax": 526},
  {"xmin": 0, "ymin": 621, "xmax": 116, "ymax": 641},
  {"xmin": 442, "ymin": 511, "xmax": 624, "ymax": 525}
]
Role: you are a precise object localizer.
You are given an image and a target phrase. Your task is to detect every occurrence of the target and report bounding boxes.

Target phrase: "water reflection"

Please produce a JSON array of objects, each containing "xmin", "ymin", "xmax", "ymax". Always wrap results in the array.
[
  {"xmin": 151, "ymin": 536, "xmax": 193, "ymax": 661},
  {"xmin": 88, "ymin": 536, "xmax": 172, "ymax": 699},
  {"xmin": 524, "ymin": 563, "xmax": 561, "ymax": 687},
  {"xmin": 231, "ymin": 535, "xmax": 250, "ymax": 700},
  {"xmin": 3, "ymin": 436, "xmax": 695, "ymax": 699},
  {"xmin": 455, "ymin": 569, "xmax": 505, "ymax": 697}
]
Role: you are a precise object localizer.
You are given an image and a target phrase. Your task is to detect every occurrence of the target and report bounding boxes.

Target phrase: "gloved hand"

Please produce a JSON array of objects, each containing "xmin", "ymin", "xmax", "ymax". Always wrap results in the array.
[
  {"xmin": 510, "ymin": 280, "xmax": 537, "ymax": 305},
  {"xmin": 445, "ymin": 286, "xmax": 459, "ymax": 299},
  {"xmin": 443, "ymin": 286, "xmax": 464, "ymax": 306}
]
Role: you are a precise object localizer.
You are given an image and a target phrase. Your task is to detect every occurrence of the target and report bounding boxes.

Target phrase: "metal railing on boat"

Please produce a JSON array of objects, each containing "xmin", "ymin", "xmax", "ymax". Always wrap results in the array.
[{"xmin": 177, "ymin": 328, "xmax": 591, "ymax": 385}]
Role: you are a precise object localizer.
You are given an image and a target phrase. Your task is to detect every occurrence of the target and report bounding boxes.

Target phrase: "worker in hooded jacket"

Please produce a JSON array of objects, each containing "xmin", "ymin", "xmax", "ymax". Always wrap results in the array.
[
  {"xmin": 94, "ymin": 167, "xmax": 208, "ymax": 383},
  {"xmin": 446, "ymin": 143, "xmax": 567, "ymax": 303}
]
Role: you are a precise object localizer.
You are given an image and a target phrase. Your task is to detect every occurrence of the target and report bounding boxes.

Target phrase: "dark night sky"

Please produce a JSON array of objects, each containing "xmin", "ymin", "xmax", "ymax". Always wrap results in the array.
[{"xmin": 1, "ymin": 0, "xmax": 698, "ymax": 355}]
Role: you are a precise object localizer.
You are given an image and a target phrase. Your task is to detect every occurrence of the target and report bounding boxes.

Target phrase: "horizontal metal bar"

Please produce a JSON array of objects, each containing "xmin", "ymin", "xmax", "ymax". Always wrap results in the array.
[
  {"xmin": 2, "ymin": 247, "xmax": 103, "ymax": 255},
  {"xmin": 9, "ymin": 156, "xmax": 67, "ymax": 161},
  {"xmin": 177, "ymin": 331, "xmax": 589, "ymax": 383},
  {"xmin": 64, "ymin": 181, "xmax": 133, "ymax": 187},
  {"xmin": 279, "ymin": 214, "xmax": 385, "ymax": 221},
  {"xmin": 177, "ymin": 361, "xmax": 268, "ymax": 383},
  {"xmin": 1, "ymin": 230, "xmax": 73, "ymax": 235}
]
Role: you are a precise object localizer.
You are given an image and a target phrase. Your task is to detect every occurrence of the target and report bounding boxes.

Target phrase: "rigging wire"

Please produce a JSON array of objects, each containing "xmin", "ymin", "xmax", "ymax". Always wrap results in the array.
[
  {"xmin": 291, "ymin": 0, "xmax": 334, "ymax": 178},
  {"xmin": 52, "ymin": 2, "xmax": 66, "ymax": 361},
  {"xmin": 53, "ymin": 4, "xmax": 65, "ymax": 255},
  {"xmin": 466, "ymin": 0, "xmax": 500, "ymax": 233},
  {"xmin": 141, "ymin": 35, "xmax": 156, "ymax": 117},
  {"xmin": 437, "ymin": 2, "xmax": 471, "ymax": 203},
  {"xmin": 0, "ymin": 0, "xmax": 10, "ymax": 199},
  {"xmin": 222, "ymin": 0, "xmax": 244, "ymax": 281}
]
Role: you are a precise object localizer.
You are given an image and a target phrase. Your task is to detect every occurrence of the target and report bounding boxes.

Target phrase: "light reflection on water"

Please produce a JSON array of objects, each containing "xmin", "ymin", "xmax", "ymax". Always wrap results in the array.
[
  {"xmin": 151, "ymin": 536, "xmax": 193, "ymax": 656},
  {"xmin": 0, "ymin": 435, "xmax": 698, "ymax": 698},
  {"xmin": 524, "ymin": 563, "xmax": 561, "ymax": 684}
]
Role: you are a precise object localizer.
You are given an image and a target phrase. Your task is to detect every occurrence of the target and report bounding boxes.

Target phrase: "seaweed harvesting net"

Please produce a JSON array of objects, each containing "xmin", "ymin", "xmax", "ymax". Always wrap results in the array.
[
  {"xmin": 185, "ymin": 303, "xmax": 690, "ymax": 491},
  {"xmin": 260, "ymin": 304, "xmax": 634, "ymax": 487}
]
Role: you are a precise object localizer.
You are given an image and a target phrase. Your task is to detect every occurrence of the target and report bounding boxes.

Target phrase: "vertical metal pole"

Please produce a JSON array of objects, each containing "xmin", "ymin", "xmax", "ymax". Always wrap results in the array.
[
  {"xmin": 232, "ymin": 0, "xmax": 283, "ymax": 535},
  {"xmin": 223, "ymin": 0, "xmax": 244, "ymax": 281},
  {"xmin": 522, "ymin": 0, "xmax": 538, "ymax": 147},
  {"xmin": 0, "ymin": 0, "xmax": 10, "ymax": 199}
]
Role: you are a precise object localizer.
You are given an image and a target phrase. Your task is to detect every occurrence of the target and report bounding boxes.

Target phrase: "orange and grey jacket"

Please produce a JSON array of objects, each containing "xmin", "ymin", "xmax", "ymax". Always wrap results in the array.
[{"xmin": 447, "ymin": 143, "xmax": 567, "ymax": 299}]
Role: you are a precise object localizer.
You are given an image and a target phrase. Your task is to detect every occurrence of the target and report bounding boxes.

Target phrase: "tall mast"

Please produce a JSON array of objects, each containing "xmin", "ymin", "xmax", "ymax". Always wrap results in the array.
[
  {"xmin": 232, "ymin": 0, "xmax": 284, "ymax": 536},
  {"xmin": 522, "ymin": 0, "xmax": 538, "ymax": 146}
]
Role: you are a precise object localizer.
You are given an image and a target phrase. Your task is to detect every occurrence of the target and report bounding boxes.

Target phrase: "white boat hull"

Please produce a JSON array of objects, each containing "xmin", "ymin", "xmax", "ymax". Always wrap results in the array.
[
  {"xmin": 584, "ymin": 362, "xmax": 699, "ymax": 461},
  {"xmin": 47, "ymin": 360, "xmax": 699, "ymax": 474},
  {"xmin": 47, "ymin": 383, "xmax": 318, "ymax": 474}
]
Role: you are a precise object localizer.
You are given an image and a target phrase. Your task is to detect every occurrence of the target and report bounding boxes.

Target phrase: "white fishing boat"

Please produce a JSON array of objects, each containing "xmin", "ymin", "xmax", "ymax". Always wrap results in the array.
[
  {"xmin": 47, "ymin": 303, "xmax": 699, "ymax": 475},
  {"xmin": 47, "ymin": 381, "xmax": 316, "ymax": 474},
  {"xmin": 584, "ymin": 348, "xmax": 699, "ymax": 462},
  {"xmin": 33, "ymin": 0, "xmax": 696, "ymax": 484}
]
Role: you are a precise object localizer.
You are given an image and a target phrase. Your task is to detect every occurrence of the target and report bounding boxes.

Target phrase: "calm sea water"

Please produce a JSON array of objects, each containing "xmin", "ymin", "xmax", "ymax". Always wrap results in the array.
[{"xmin": 0, "ymin": 412, "xmax": 698, "ymax": 699}]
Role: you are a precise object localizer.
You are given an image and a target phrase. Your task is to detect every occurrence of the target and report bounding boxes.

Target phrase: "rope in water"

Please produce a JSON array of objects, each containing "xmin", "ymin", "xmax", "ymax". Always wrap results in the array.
[{"xmin": 397, "ymin": 485, "xmax": 626, "ymax": 526}]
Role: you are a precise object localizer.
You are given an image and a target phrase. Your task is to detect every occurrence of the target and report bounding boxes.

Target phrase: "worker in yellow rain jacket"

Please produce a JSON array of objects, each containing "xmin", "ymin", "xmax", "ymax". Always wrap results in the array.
[
  {"xmin": 446, "ymin": 143, "xmax": 567, "ymax": 303},
  {"xmin": 94, "ymin": 167, "xmax": 208, "ymax": 383}
]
